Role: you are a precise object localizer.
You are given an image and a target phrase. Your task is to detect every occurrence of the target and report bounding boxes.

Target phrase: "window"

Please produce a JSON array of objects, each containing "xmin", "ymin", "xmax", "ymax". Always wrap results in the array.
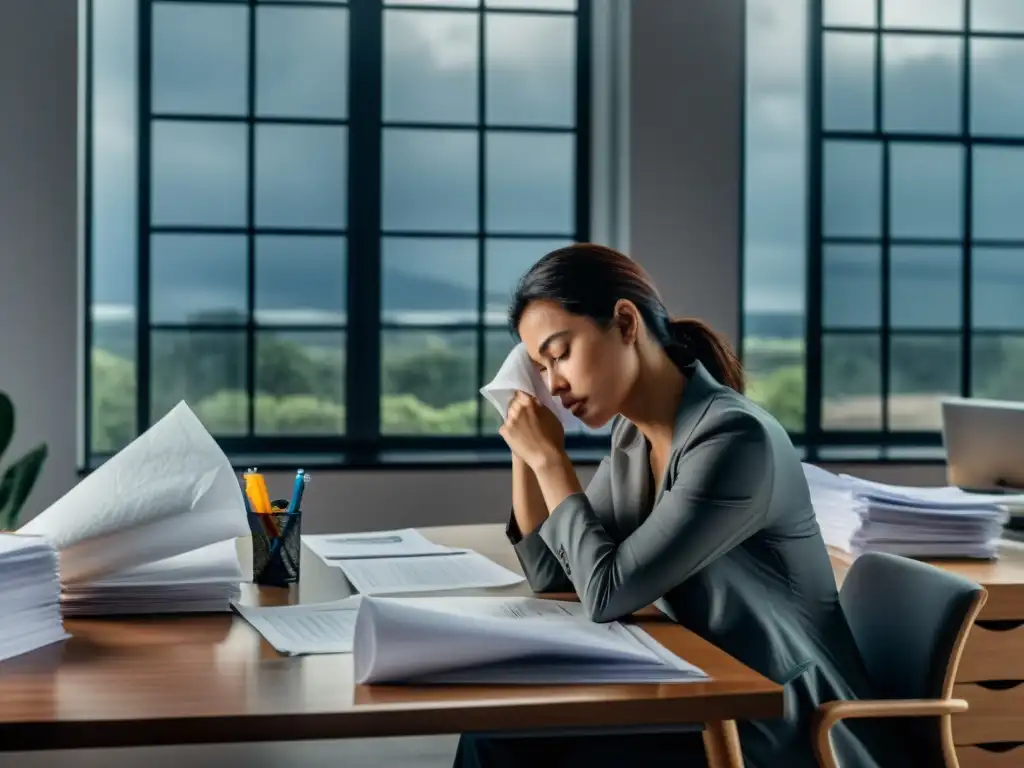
[
  {"xmin": 744, "ymin": 0, "xmax": 1024, "ymax": 460},
  {"xmin": 84, "ymin": 0, "xmax": 593, "ymax": 466}
]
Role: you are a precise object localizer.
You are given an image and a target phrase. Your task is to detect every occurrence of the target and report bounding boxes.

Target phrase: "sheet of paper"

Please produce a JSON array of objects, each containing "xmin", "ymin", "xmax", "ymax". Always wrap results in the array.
[
  {"xmin": 232, "ymin": 596, "xmax": 362, "ymax": 655},
  {"xmin": 480, "ymin": 342, "xmax": 583, "ymax": 430},
  {"xmin": 351, "ymin": 595, "xmax": 708, "ymax": 685},
  {"xmin": 82, "ymin": 539, "xmax": 244, "ymax": 586},
  {"xmin": 302, "ymin": 528, "xmax": 458, "ymax": 563},
  {"xmin": 18, "ymin": 402, "xmax": 249, "ymax": 584},
  {"xmin": 337, "ymin": 551, "xmax": 524, "ymax": 595}
]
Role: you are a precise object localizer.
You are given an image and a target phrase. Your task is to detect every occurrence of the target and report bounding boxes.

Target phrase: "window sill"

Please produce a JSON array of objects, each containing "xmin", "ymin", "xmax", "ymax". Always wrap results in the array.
[{"xmin": 80, "ymin": 446, "xmax": 609, "ymax": 475}]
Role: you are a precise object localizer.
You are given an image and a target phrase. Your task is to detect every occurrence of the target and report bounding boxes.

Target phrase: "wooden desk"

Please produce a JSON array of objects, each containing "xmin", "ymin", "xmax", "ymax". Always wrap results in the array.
[
  {"xmin": 0, "ymin": 524, "xmax": 782, "ymax": 768},
  {"xmin": 830, "ymin": 541, "xmax": 1024, "ymax": 767}
]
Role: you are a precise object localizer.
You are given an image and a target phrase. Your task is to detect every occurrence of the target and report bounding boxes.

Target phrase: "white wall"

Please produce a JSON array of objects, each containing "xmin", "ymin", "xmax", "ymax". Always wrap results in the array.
[{"xmin": 0, "ymin": 0, "xmax": 80, "ymax": 519}]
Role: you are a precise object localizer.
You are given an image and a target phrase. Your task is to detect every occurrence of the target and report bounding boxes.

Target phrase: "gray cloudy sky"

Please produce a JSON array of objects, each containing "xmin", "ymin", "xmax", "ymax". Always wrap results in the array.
[{"xmin": 91, "ymin": 0, "xmax": 1024, "ymax": 331}]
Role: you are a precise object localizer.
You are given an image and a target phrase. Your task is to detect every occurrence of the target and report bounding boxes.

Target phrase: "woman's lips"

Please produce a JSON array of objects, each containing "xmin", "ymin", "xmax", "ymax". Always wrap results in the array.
[{"xmin": 569, "ymin": 399, "xmax": 586, "ymax": 417}]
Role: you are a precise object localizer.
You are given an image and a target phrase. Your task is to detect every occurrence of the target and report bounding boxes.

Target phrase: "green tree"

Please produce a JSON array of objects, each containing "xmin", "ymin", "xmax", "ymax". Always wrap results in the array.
[
  {"xmin": 92, "ymin": 349, "xmax": 136, "ymax": 453},
  {"xmin": 747, "ymin": 365, "xmax": 805, "ymax": 433}
]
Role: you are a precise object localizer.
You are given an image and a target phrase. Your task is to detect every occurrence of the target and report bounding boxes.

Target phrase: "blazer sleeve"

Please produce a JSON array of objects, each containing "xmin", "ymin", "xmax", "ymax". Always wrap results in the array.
[
  {"xmin": 538, "ymin": 410, "xmax": 773, "ymax": 622},
  {"xmin": 507, "ymin": 456, "xmax": 613, "ymax": 593}
]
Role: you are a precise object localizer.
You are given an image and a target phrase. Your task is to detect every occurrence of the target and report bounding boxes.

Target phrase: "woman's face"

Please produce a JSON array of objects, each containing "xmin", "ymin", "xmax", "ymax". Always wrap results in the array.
[{"xmin": 516, "ymin": 300, "xmax": 640, "ymax": 428}]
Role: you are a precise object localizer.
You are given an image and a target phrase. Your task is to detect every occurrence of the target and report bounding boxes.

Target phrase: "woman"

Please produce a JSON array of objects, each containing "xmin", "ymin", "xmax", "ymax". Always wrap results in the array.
[{"xmin": 455, "ymin": 245, "xmax": 885, "ymax": 767}]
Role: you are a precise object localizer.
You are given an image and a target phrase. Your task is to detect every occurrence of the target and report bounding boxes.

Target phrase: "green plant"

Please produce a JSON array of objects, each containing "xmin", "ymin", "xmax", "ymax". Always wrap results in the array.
[{"xmin": 0, "ymin": 392, "xmax": 48, "ymax": 529}]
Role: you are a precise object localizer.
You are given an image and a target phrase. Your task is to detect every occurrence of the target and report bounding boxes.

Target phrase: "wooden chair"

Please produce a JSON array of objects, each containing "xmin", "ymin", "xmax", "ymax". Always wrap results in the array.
[{"xmin": 813, "ymin": 551, "xmax": 987, "ymax": 768}]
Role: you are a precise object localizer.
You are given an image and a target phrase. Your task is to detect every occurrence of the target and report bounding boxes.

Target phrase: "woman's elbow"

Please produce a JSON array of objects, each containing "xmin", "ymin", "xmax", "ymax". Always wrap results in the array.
[{"xmin": 581, "ymin": 580, "xmax": 630, "ymax": 623}]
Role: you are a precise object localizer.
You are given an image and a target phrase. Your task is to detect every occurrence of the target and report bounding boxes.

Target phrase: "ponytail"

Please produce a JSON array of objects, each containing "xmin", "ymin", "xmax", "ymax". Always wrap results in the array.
[{"xmin": 668, "ymin": 318, "xmax": 745, "ymax": 394}]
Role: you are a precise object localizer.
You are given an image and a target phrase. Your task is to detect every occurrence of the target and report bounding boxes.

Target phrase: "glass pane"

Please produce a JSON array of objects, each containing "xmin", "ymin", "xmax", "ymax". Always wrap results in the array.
[
  {"xmin": 255, "ymin": 331, "xmax": 345, "ymax": 435},
  {"xmin": 972, "ymin": 0, "xmax": 1024, "ymax": 32},
  {"xmin": 386, "ymin": 0, "xmax": 478, "ymax": 5},
  {"xmin": 150, "ymin": 234, "xmax": 248, "ymax": 325},
  {"xmin": 486, "ymin": 14, "xmax": 574, "ymax": 127},
  {"xmin": 824, "ymin": 0, "xmax": 876, "ymax": 27},
  {"xmin": 487, "ymin": 131, "xmax": 573, "ymax": 233},
  {"xmin": 485, "ymin": 237, "xmax": 570, "ymax": 323},
  {"xmin": 973, "ymin": 146, "xmax": 1024, "ymax": 240},
  {"xmin": 823, "ymin": 32, "xmax": 876, "ymax": 132},
  {"xmin": 256, "ymin": 6, "xmax": 348, "ymax": 119},
  {"xmin": 882, "ymin": 0, "xmax": 963, "ymax": 30},
  {"xmin": 890, "ymin": 246, "xmax": 962, "ymax": 329},
  {"xmin": 255, "ymin": 124, "xmax": 347, "ymax": 229},
  {"xmin": 744, "ymin": 339, "xmax": 806, "ymax": 433},
  {"xmin": 381, "ymin": 237, "xmax": 478, "ymax": 325},
  {"xmin": 971, "ymin": 39, "xmax": 1024, "ymax": 137},
  {"xmin": 487, "ymin": 0, "xmax": 576, "ymax": 8},
  {"xmin": 883, "ymin": 35, "xmax": 962, "ymax": 133},
  {"xmin": 383, "ymin": 129, "xmax": 478, "ymax": 232},
  {"xmin": 381, "ymin": 330, "xmax": 478, "ymax": 435},
  {"xmin": 889, "ymin": 143, "xmax": 963, "ymax": 238},
  {"xmin": 92, "ymin": 0, "xmax": 138, "ymax": 455},
  {"xmin": 822, "ymin": 334, "xmax": 882, "ymax": 430},
  {"xmin": 151, "ymin": 121, "xmax": 247, "ymax": 227},
  {"xmin": 823, "ymin": 245, "xmax": 880, "ymax": 329},
  {"xmin": 889, "ymin": 334, "xmax": 961, "ymax": 431},
  {"xmin": 972, "ymin": 247, "xmax": 1024, "ymax": 330},
  {"xmin": 255, "ymin": 236, "xmax": 347, "ymax": 325},
  {"xmin": 384, "ymin": 10, "xmax": 477, "ymax": 124},
  {"xmin": 151, "ymin": 331, "xmax": 248, "ymax": 435},
  {"xmin": 482, "ymin": 328, "xmax": 517, "ymax": 432},
  {"xmin": 823, "ymin": 140, "xmax": 881, "ymax": 237},
  {"xmin": 973, "ymin": 335, "xmax": 1024, "ymax": 400},
  {"xmin": 152, "ymin": 2, "xmax": 248, "ymax": 116}
]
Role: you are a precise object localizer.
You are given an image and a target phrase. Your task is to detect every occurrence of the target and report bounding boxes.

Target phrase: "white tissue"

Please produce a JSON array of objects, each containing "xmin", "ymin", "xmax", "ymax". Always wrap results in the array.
[
  {"xmin": 480, "ymin": 342, "xmax": 584, "ymax": 431},
  {"xmin": 18, "ymin": 401, "xmax": 249, "ymax": 584}
]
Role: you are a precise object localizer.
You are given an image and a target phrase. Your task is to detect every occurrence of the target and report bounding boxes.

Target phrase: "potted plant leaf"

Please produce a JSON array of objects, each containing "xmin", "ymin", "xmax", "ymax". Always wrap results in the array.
[{"xmin": 0, "ymin": 391, "xmax": 48, "ymax": 530}]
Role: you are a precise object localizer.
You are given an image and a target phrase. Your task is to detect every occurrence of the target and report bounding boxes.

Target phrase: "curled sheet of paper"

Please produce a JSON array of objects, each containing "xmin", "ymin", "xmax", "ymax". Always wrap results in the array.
[
  {"xmin": 19, "ymin": 402, "xmax": 248, "ymax": 584},
  {"xmin": 479, "ymin": 342, "xmax": 583, "ymax": 431}
]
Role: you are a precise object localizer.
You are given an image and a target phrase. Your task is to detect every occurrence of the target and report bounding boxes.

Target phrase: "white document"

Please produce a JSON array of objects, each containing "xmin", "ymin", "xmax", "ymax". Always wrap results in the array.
[
  {"xmin": 232, "ymin": 596, "xmax": 362, "ymax": 655},
  {"xmin": 303, "ymin": 528, "xmax": 459, "ymax": 563},
  {"xmin": 480, "ymin": 342, "xmax": 583, "ymax": 430},
  {"xmin": 19, "ymin": 402, "xmax": 249, "ymax": 585},
  {"xmin": 804, "ymin": 463, "xmax": 1011, "ymax": 559},
  {"xmin": 337, "ymin": 551, "xmax": 525, "ymax": 595},
  {"xmin": 351, "ymin": 596, "xmax": 708, "ymax": 685},
  {"xmin": 0, "ymin": 534, "xmax": 69, "ymax": 663}
]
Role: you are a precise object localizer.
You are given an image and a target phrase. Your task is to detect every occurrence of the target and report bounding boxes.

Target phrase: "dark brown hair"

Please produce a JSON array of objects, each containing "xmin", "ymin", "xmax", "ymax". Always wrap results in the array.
[{"xmin": 509, "ymin": 243, "xmax": 745, "ymax": 393}]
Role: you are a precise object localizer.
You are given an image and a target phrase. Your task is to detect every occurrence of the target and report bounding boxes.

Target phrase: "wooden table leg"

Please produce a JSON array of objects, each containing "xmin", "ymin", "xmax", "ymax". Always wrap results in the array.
[{"xmin": 703, "ymin": 720, "xmax": 744, "ymax": 768}]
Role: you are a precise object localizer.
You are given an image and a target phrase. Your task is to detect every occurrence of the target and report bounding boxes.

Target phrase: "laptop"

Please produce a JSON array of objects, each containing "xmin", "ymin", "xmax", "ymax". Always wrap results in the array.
[{"xmin": 941, "ymin": 397, "xmax": 1024, "ymax": 495}]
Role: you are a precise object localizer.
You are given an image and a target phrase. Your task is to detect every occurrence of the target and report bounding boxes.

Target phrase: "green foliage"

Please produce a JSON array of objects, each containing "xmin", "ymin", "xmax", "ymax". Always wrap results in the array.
[
  {"xmin": 747, "ymin": 365, "xmax": 805, "ymax": 433},
  {"xmin": 0, "ymin": 392, "xmax": 48, "ymax": 529},
  {"xmin": 88, "ymin": 331, "xmax": 1024, "ymax": 453}
]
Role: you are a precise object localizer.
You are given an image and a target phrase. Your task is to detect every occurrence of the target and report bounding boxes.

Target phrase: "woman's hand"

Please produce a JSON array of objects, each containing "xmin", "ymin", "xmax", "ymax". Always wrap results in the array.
[{"xmin": 499, "ymin": 391, "xmax": 565, "ymax": 470}]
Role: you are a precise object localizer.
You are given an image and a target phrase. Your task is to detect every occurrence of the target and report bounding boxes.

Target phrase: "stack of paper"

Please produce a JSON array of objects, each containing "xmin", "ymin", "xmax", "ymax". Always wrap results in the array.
[
  {"xmin": 0, "ymin": 533, "xmax": 68, "ymax": 663},
  {"xmin": 352, "ymin": 596, "xmax": 709, "ymax": 684},
  {"xmin": 303, "ymin": 528, "xmax": 524, "ymax": 595},
  {"xmin": 804, "ymin": 463, "xmax": 1019, "ymax": 559},
  {"xmin": 18, "ymin": 402, "xmax": 249, "ymax": 615}
]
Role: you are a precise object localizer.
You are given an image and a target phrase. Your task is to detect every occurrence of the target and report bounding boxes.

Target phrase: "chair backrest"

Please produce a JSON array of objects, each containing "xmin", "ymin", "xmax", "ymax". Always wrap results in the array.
[{"xmin": 840, "ymin": 552, "xmax": 986, "ymax": 761}]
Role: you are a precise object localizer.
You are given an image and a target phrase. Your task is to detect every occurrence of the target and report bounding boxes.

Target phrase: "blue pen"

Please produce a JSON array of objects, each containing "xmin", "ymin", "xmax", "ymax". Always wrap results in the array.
[{"xmin": 286, "ymin": 469, "xmax": 306, "ymax": 514}]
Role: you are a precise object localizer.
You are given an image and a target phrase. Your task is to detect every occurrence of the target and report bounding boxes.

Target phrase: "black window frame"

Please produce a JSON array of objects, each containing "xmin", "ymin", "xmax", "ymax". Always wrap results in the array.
[
  {"xmin": 802, "ymin": 0, "xmax": 1024, "ymax": 462},
  {"xmin": 82, "ymin": 0, "xmax": 602, "ymax": 469}
]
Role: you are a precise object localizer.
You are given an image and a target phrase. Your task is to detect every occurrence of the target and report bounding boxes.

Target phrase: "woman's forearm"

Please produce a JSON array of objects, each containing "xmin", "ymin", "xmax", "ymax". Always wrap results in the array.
[{"xmin": 511, "ymin": 454, "xmax": 549, "ymax": 536}]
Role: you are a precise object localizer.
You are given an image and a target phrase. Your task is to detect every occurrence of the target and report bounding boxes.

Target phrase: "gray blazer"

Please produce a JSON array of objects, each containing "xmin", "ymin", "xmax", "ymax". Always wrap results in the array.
[{"xmin": 507, "ymin": 361, "xmax": 885, "ymax": 767}]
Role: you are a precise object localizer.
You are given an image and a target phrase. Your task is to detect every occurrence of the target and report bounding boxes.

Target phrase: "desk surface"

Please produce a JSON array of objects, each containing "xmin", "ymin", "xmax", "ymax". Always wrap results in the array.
[
  {"xmin": 0, "ymin": 523, "xmax": 782, "ymax": 752},
  {"xmin": 828, "ymin": 538, "xmax": 1024, "ymax": 620}
]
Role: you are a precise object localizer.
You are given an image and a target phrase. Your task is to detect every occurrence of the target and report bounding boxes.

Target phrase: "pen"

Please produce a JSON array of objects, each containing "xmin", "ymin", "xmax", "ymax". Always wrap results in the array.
[{"xmin": 286, "ymin": 469, "xmax": 305, "ymax": 515}]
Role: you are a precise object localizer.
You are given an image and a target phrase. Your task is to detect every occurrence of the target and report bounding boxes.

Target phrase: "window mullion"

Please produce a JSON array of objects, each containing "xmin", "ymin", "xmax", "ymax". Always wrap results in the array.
[{"xmin": 346, "ymin": 0, "xmax": 384, "ymax": 448}]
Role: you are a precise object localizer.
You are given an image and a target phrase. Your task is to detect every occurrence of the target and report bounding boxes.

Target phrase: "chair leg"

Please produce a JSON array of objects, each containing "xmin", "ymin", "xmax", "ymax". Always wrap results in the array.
[{"xmin": 703, "ymin": 720, "xmax": 744, "ymax": 768}]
